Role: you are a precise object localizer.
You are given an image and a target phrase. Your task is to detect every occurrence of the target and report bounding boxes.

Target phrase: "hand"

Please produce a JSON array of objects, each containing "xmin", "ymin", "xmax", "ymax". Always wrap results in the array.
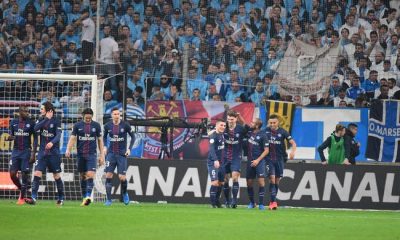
[
  {"xmin": 45, "ymin": 142, "xmax": 53, "ymax": 150},
  {"xmin": 214, "ymin": 160, "xmax": 220, "ymax": 169},
  {"xmin": 29, "ymin": 152, "xmax": 35, "ymax": 164},
  {"xmin": 125, "ymin": 149, "xmax": 131, "ymax": 157},
  {"xmin": 98, "ymin": 155, "xmax": 105, "ymax": 166},
  {"xmin": 207, "ymin": 129, "xmax": 216, "ymax": 136},
  {"xmin": 343, "ymin": 158, "xmax": 351, "ymax": 165},
  {"xmin": 322, "ymin": 161, "xmax": 327, "ymax": 165},
  {"xmin": 250, "ymin": 159, "xmax": 259, "ymax": 167},
  {"xmin": 45, "ymin": 110, "xmax": 53, "ymax": 119},
  {"xmin": 289, "ymin": 151, "xmax": 295, "ymax": 160},
  {"xmin": 103, "ymin": 148, "xmax": 107, "ymax": 156},
  {"xmin": 65, "ymin": 150, "xmax": 71, "ymax": 158},
  {"xmin": 6, "ymin": 135, "xmax": 15, "ymax": 141},
  {"xmin": 357, "ymin": 142, "xmax": 360, "ymax": 147}
]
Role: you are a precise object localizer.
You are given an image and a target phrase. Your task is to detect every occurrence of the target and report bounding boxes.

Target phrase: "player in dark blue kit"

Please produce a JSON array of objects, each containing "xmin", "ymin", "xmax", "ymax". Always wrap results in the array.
[
  {"xmin": 103, "ymin": 107, "xmax": 135, "ymax": 206},
  {"xmin": 30, "ymin": 102, "xmax": 65, "ymax": 206},
  {"xmin": 223, "ymin": 110, "xmax": 247, "ymax": 208},
  {"xmin": 265, "ymin": 114, "xmax": 296, "ymax": 210},
  {"xmin": 7, "ymin": 106, "xmax": 35, "ymax": 205},
  {"xmin": 207, "ymin": 119, "xmax": 226, "ymax": 208},
  {"xmin": 66, "ymin": 108, "xmax": 105, "ymax": 206},
  {"xmin": 245, "ymin": 118, "xmax": 269, "ymax": 210}
]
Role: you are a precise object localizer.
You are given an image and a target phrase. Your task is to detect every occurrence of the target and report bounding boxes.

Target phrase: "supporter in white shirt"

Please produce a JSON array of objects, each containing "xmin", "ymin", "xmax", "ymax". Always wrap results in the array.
[
  {"xmin": 378, "ymin": 60, "xmax": 397, "ymax": 81},
  {"xmin": 380, "ymin": 8, "xmax": 397, "ymax": 33},
  {"xmin": 370, "ymin": 50, "xmax": 385, "ymax": 72},
  {"xmin": 388, "ymin": 78, "xmax": 400, "ymax": 97},
  {"xmin": 99, "ymin": 24, "xmax": 119, "ymax": 91},
  {"xmin": 339, "ymin": 14, "xmax": 359, "ymax": 38},
  {"xmin": 365, "ymin": 30, "xmax": 384, "ymax": 61},
  {"xmin": 334, "ymin": 88, "xmax": 353, "ymax": 107}
]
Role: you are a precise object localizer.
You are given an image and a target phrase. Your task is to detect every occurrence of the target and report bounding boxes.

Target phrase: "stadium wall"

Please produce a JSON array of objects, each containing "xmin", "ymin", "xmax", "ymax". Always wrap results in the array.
[{"xmin": 107, "ymin": 159, "xmax": 399, "ymax": 210}]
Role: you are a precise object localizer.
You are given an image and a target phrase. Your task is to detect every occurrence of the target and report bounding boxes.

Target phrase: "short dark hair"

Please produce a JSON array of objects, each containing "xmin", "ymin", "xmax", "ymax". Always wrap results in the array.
[
  {"xmin": 227, "ymin": 110, "xmax": 238, "ymax": 118},
  {"xmin": 269, "ymin": 114, "xmax": 279, "ymax": 120},
  {"xmin": 111, "ymin": 107, "xmax": 120, "ymax": 113},
  {"xmin": 348, "ymin": 123, "xmax": 358, "ymax": 129},
  {"xmin": 82, "ymin": 108, "xmax": 94, "ymax": 116},
  {"xmin": 42, "ymin": 101, "xmax": 55, "ymax": 112}
]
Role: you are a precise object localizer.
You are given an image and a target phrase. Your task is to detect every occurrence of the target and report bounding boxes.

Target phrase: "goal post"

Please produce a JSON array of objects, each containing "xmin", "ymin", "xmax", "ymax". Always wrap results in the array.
[{"xmin": 0, "ymin": 73, "xmax": 105, "ymax": 202}]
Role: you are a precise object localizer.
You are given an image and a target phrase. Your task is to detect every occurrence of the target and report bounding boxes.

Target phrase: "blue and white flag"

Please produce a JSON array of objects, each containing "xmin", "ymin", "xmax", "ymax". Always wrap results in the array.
[{"xmin": 366, "ymin": 100, "xmax": 400, "ymax": 162}]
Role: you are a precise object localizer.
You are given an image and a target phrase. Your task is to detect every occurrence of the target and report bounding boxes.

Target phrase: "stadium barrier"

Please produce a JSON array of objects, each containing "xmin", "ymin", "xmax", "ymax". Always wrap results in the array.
[
  {"xmin": 107, "ymin": 159, "xmax": 399, "ymax": 210},
  {"xmin": 1, "ymin": 156, "xmax": 399, "ymax": 210}
]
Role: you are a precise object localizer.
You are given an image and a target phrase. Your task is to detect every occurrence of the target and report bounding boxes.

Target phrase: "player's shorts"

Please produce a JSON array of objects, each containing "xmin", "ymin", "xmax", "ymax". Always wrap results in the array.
[
  {"xmin": 223, "ymin": 159, "xmax": 241, "ymax": 174},
  {"xmin": 208, "ymin": 165, "xmax": 224, "ymax": 182},
  {"xmin": 266, "ymin": 160, "xmax": 284, "ymax": 178},
  {"xmin": 77, "ymin": 154, "xmax": 97, "ymax": 173},
  {"xmin": 10, "ymin": 149, "xmax": 30, "ymax": 172},
  {"xmin": 246, "ymin": 159, "xmax": 266, "ymax": 179},
  {"xmin": 35, "ymin": 153, "xmax": 62, "ymax": 173},
  {"xmin": 105, "ymin": 153, "xmax": 127, "ymax": 175}
]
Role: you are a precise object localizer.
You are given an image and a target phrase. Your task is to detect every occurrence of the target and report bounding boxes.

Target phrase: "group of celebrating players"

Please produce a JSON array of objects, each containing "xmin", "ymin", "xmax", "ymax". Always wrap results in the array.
[
  {"xmin": 8, "ymin": 103, "xmax": 134, "ymax": 206},
  {"xmin": 208, "ymin": 110, "xmax": 296, "ymax": 210},
  {"xmin": 8, "ymin": 103, "xmax": 296, "ymax": 210}
]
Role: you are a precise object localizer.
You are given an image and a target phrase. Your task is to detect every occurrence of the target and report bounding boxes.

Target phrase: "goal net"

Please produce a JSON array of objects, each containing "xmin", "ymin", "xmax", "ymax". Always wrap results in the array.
[{"xmin": 0, "ymin": 73, "xmax": 106, "ymax": 202}]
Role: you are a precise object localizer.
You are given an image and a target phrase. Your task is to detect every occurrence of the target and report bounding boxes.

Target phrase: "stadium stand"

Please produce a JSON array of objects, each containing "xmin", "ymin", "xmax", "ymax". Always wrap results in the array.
[{"xmin": 0, "ymin": 0, "xmax": 400, "ymax": 112}]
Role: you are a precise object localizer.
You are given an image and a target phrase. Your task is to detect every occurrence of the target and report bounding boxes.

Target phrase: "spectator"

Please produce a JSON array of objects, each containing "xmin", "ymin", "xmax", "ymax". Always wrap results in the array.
[
  {"xmin": 388, "ymin": 78, "xmax": 400, "ymax": 97},
  {"xmin": 225, "ymin": 81, "xmax": 244, "ymax": 102},
  {"xmin": 334, "ymin": 88, "xmax": 353, "ymax": 107},
  {"xmin": 318, "ymin": 124, "xmax": 349, "ymax": 165},
  {"xmin": 250, "ymin": 81, "xmax": 265, "ymax": 107},
  {"xmin": 363, "ymin": 70, "xmax": 381, "ymax": 99},
  {"xmin": 346, "ymin": 77, "xmax": 366, "ymax": 100},
  {"xmin": 376, "ymin": 84, "xmax": 390, "ymax": 99},
  {"xmin": 344, "ymin": 123, "xmax": 360, "ymax": 165}
]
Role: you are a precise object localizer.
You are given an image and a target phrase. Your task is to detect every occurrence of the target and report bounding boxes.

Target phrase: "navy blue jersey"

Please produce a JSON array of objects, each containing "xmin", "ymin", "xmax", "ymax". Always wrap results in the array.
[
  {"xmin": 71, "ymin": 120, "xmax": 102, "ymax": 155},
  {"xmin": 9, "ymin": 118, "xmax": 35, "ymax": 151},
  {"xmin": 247, "ymin": 130, "xmax": 269, "ymax": 161},
  {"xmin": 265, "ymin": 127, "xmax": 292, "ymax": 162},
  {"xmin": 223, "ymin": 124, "xmax": 247, "ymax": 162},
  {"xmin": 103, "ymin": 121, "xmax": 135, "ymax": 155},
  {"xmin": 207, "ymin": 132, "xmax": 225, "ymax": 165},
  {"xmin": 34, "ymin": 117, "xmax": 62, "ymax": 155}
]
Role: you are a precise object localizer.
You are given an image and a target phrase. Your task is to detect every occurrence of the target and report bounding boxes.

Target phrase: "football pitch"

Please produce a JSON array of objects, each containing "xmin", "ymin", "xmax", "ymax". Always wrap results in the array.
[{"xmin": 1, "ymin": 200, "xmax": 399, "ymax": 240}]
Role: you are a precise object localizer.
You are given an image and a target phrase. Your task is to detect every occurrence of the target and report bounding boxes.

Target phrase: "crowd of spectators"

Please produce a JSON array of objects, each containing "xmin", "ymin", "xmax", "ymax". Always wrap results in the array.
[{"xmin": 0, "ymin": 0, "xmax": 400, "ymax": 111}]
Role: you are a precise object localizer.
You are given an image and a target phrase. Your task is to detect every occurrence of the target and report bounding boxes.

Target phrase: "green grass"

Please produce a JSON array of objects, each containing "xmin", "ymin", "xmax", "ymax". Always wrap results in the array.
[{"xmin": 1, "ymin": 200, "xmax": 399, "ymax": 240}]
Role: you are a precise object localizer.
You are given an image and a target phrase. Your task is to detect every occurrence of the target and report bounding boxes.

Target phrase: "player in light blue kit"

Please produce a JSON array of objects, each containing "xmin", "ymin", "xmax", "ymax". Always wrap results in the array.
[
  {"xmin": 66, "ymin": 108, "xmax": 105, "ymax": 206},
  {"xmin": 265, "ymin": 114, "xmax": 296, "ymax": 210},
  {"xmin": 103, "ymin": 107, "xmax": 135, "ymax": 206}
]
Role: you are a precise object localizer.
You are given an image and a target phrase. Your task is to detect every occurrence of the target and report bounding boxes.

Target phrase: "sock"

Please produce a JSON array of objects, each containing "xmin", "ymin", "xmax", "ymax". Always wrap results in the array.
[
  {"xmin": 270, "ymin": 183, "xmax": 277, "ymax": 202},
  {"xmin": 247, "ymin": 187, "xmax": 254, "ymax": 204},
  {"xmin": 216, "ymin": 186, "xmax": 222, "ymax": 203},
  {"xmin": 32, "ymin": 176, "xmax": 41, "ymax": 199},
  {"xmin": 105, "ymin": 178, "xmax": 112, "ymax": 201},
  {"xmin": 86, "ymin": 178, "xmax": 94, "ymax": 198},
  {"xmin": 258, "ymin": 186, "xmax": 265, "ymax": 205},
  {"xmin": 232, "ymin": 182, "xmax": 239, "ymax": 203},
  {"xmin": 210, "ymin": 185, "xmax": 218, "ymax": 206},
  {"xmin": 80, "ymin": 178, "xmax": 87, "ymax": 198},
  {"xmin": 223, "ymin": 182, "xmax": 230, "ymax": 203},
  {"xmin": 121, "ymin": 180, "xmax": 127, "ymax": 195},
  {"xmin": 21, "ymin": 172, "xmax": 29, "ymax": 198},
  {"xmin": 55, "ymin": 178, "xmax": 64, "ymax": 201},
  {"xmin": 10, "ymin": 172, "xmax": 21, "ymax": 190}
]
